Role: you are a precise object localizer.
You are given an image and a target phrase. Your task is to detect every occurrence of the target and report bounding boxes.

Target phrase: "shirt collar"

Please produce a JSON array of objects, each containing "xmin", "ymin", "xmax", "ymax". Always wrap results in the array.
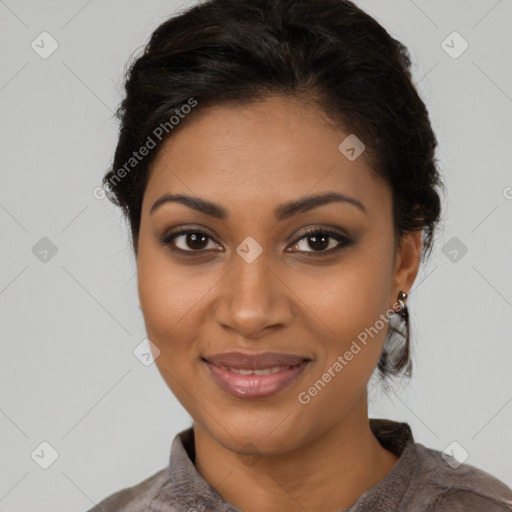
[
  {"xmin": 157, "ymin": 418, "xmax": 417, "ymax": 511},
  {"xmin": 165, "ymin": 427, "xmax": 241, "ymax": 511}
]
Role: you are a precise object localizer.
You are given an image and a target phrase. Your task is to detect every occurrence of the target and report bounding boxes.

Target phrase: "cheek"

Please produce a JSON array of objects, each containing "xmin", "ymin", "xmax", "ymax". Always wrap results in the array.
[
  {"xmin": 294, "ymin": 258, "xmax": 394, "ymax": 423},
  {"xmin": 137, "ymin": 225, "xmax": 210, "ymax": 328},
  {"xmin": 294, "ymin": 249, "xmax": 394, "ymax": 403},
  {"xmin": 137, "ymin": 256, "xmax": 207, "ymax": 403},
  {"xmin": 296, "ymin": 252, "xmax": 393, "ymax": 343},
  {"xmin": 136, "ymin": 252, "xmax": 223, "ymax": 425},
  {"xmin": 136, "ymin": 240, "xmax": 205, "ymax": 359}
]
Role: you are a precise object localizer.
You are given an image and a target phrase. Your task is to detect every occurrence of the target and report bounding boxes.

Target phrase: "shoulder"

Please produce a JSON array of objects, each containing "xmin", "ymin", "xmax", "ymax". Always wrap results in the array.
[
  {"xmin": 406, "ymin": 443, "xmax": 512, "ymax": 511},
  {"xmin": 431, "ymin": 489, "xmax": 512, "ymax": 511},
  {"xmin": 86, "ymin": 468, "xmax": 169, "ymax": 512}
]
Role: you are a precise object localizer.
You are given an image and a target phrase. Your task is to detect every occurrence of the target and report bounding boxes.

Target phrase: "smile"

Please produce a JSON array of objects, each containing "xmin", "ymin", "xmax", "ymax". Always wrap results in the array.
[{"xmin": 203, "ymin": 359, "xmax": 310, "ymax": 399}]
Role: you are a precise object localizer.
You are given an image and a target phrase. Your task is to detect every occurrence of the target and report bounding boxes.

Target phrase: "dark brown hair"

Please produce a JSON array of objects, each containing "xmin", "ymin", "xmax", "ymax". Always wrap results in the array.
[{"xmin": 103, "ymin": 0, "xmax": 443, "ymax": 382}]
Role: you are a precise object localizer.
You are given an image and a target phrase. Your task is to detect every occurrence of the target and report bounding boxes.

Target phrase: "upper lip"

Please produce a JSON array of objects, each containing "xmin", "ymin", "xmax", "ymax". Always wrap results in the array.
[{"xmin": 202, "ymin": 351, "xmax": 310, "ymax": 370}]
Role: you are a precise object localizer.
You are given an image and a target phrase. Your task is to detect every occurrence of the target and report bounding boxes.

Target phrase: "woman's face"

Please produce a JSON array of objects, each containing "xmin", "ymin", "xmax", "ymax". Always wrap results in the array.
[{"xmin": 137, "ymin": 95, "xmax": 421, "ymax": 455}]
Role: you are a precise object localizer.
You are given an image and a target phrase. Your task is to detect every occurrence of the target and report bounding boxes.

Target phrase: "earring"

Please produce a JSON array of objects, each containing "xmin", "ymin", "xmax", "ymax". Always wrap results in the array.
[{"xmin": 397, "ymin": 290, "xmax": 408, "ymax": 313}]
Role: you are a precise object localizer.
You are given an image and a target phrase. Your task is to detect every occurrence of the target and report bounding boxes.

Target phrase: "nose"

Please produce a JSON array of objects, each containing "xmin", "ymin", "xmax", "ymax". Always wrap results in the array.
[{"xmin": 213, "ymin": 250, "xmax": 294, "ymax": 339}]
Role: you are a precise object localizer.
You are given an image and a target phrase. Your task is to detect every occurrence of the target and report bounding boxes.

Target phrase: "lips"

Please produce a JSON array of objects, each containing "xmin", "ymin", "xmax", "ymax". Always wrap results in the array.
[
  {"xmin": 202, "ymin": 351, "xmax": 311, "ymax": 399},
  {"xmin": 203, "ymin": 351, "xmax": 309, "ymax": 370}
]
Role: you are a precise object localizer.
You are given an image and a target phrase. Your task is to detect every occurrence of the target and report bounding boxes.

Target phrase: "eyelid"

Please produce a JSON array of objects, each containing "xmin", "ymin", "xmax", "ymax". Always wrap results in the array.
[
  {"xmin": 286, "ymin": 227, "xmax": 351, "ymax": 255},
  {"xmin": 159, "ymin": 226, "xmax": 221, "ymax": 251},
  {"xmin": 160, "ymin": 224, "xmax": 352, "ymax": 256}
]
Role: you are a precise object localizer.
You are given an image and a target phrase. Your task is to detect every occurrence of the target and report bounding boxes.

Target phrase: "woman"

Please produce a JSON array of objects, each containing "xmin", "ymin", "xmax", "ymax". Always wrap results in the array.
[{"xmin": 89, "ymin": 0, "xmax": 512, "ymax": 510}]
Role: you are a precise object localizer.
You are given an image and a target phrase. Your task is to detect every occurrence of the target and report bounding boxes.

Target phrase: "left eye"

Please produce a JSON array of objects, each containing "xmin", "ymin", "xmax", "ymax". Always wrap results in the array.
[{"xmin": 287, "ymin": 229, "xmax": 350, "ymax": 254}]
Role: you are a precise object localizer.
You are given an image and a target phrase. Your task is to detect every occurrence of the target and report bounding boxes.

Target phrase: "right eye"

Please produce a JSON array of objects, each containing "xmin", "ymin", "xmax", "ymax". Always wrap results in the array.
[{"xmin": 160, "ymin": 229, "xmax": 222, "ymax": 254}]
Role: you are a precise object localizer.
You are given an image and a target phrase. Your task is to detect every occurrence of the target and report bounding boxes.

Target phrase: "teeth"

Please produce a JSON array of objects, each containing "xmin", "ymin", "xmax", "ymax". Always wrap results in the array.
[
  {"xmin": 219, "ymin": 366, "xmax": 290, "ymax": 375},
  {"xmin": 232, "ymin": 368, "xmax": 254, "ymax": 375}
]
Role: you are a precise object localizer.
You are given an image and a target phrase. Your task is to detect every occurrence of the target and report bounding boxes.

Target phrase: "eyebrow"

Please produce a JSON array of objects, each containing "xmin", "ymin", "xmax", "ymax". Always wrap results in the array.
[{"xmin": 150, "ymin": 191, "xmax": 366, "ymax": 220}]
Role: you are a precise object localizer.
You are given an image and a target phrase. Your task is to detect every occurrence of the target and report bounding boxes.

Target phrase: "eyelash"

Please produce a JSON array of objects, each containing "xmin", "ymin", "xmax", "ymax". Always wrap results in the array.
[{"xmin": 159, "ymin": 227, "xmax": 353, "ymax": 257}]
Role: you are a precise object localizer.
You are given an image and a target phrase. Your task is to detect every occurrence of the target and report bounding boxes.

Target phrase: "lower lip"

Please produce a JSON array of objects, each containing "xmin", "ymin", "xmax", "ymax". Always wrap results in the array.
[{"xmin": 203, "ymin": 360, "xmax": 310, "ymax": 399}]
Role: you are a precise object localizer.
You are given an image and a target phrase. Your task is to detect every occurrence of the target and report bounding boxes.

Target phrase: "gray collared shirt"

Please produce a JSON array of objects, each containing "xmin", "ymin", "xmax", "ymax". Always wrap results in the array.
[{"xmin": 87, "ymin": 418, "xmax": 512, "ymax": 511}]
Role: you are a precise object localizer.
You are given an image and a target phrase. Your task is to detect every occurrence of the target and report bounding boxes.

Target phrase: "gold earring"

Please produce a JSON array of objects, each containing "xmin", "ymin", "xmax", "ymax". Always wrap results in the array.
[{"xmin": 397, "ymin": 290, "xmax": 408, "ymax": 313}]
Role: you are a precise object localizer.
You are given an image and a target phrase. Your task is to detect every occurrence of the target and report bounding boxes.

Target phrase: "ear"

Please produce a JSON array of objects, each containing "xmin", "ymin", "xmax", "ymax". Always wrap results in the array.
[{"xmin": 390, "ymin": 230, "xmax": 423, "ymax": 306}]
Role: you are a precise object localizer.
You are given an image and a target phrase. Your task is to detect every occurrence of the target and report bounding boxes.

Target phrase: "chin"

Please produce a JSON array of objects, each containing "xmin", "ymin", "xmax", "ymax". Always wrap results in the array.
[{"xmin": 202, "ymin": 408, "xmax": 311, "ymax": 456}]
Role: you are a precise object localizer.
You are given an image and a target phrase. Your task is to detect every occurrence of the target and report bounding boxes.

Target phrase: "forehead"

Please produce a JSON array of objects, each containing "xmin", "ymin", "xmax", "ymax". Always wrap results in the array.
[{"xmin": 143, "ymin": 96, "xmax": 389, "ymax": 218}]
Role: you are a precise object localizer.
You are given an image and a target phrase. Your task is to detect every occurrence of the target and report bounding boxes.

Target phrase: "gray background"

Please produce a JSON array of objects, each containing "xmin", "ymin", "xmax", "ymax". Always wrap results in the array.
[{"xmin": 0, "ymin": 0, "xmax": 511, "ymax": 510}]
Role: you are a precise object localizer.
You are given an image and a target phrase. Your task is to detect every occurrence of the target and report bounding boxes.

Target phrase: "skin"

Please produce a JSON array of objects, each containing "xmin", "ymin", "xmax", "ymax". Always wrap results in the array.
[{"xmin": 136, "ymin": 95, "xmax": 423, "ymax": 512}]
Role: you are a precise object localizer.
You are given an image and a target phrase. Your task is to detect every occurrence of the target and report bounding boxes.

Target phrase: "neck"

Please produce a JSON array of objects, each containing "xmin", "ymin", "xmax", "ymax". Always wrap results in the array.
[{"xmin": 193, "ymin": 393, "xmax": 399, "ymax": 512}]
